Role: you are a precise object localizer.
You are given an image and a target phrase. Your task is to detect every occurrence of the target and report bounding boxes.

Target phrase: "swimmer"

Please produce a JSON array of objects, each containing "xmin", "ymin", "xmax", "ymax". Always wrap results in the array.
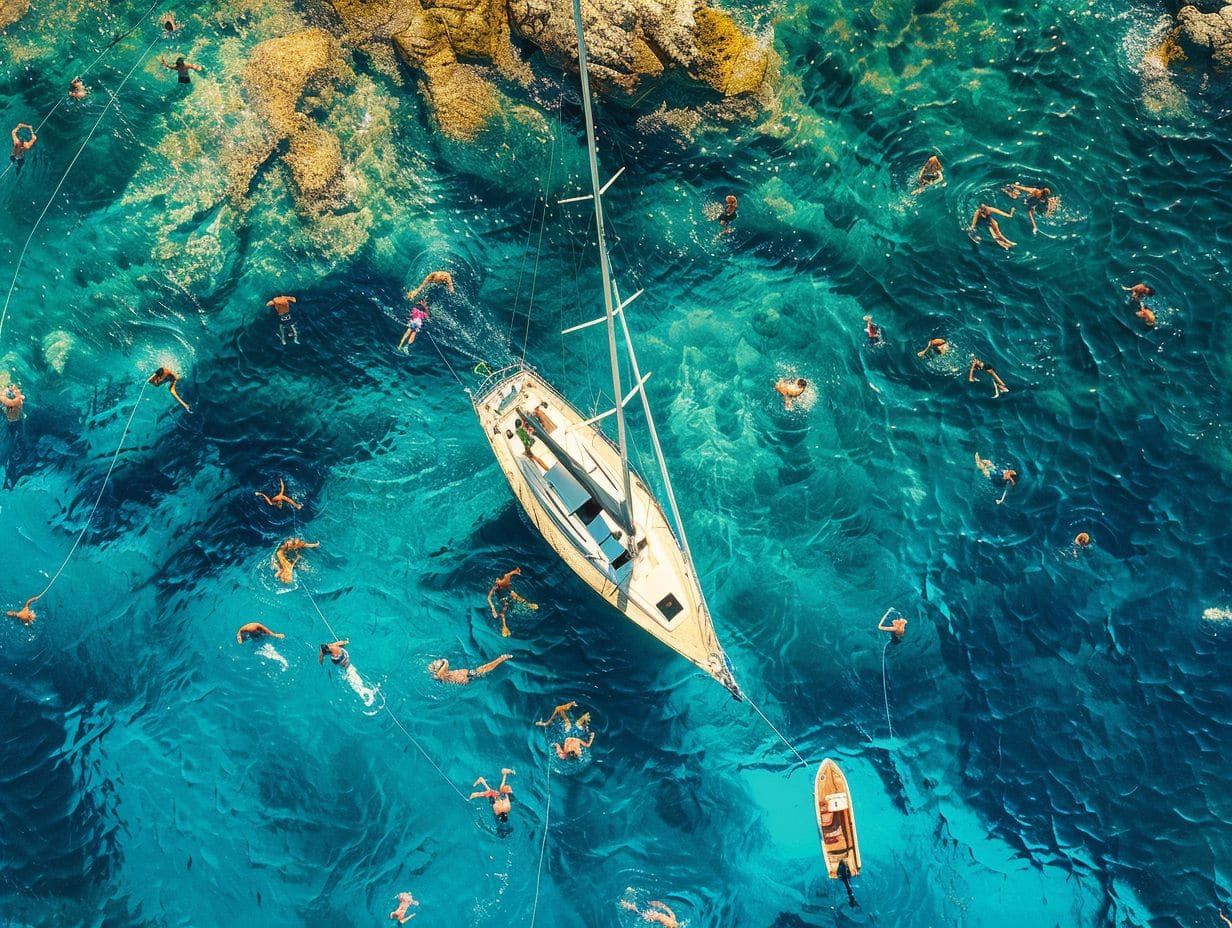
[
  {"xmin": 148, "ymin": 367, "xmax": 191, "ymax": 412},
  {"xmin": 620, "ymin": 899, "xmax": 680, "ymax": 928},
  {"xmin": 911, "ymin": 155, "xmax": 943, "ymax": 195},
  {"xmin": 468, "ymin": 768, "xmax": 515, "ymax": 822},
  {"xmin": 510, "ymin": 417, "xmax": 549, "ymax": 473},
  {"xmin": 968, "ymin": 357, "xmax": 1009, "ymax": 398},
  {"xmin": 877, "ymin": 607, "xmax": 907, "ymax": 642},
  {"xmin": 1135, "ymin": 304, "xmax": 1156, "ymax": 327},
  {"xmin": 389, "ymin": 892, "xmax": 418, "ymax": 924},
  {"xmin": 774, "ymin": 377, "xmax": 807, "ymax": 410},
  {"xmin": 487, "ymin": 566, "xmax": 539, "ymax": 637},
  {"xmin": 969, "ymin": 204, "xmax": 1016, "ymax": 250},
  {"xmin": 1074, "ymin": 532, "xmax": 1091, "ymax": 547},
  {"xmin": 2, "ymin": 384, "xmax": 24, "ymax": 425},
  {"xmin": 68, "ymin": 78, "xmax": 87, "ymax": 100},
  {"xmin": 536, "ymin": 700, "xmax": 592, "ymax": 732},
  {"xmin": 862, "ymin": 315, "xmax": 882, "ymax": 343},
  {"xmin": 1002, "ymin": 183, "xmax": 1056, "ymax": 234},
  {"xmin": 428, "ymin": 653, "xmax": 512, "ymax": 685},
  {"xmin": 6, "ymin": 596, "xmax": 37, "ymax": 625},
  {"xmin": 975, "ymin": 451, "xmax": 1018, "ymax": 503},
  {"xmin": 716, "ymin": 194, "xmax": 738, "ymax": 234},
  {"xmin": 397, "ymin": 301, "xmax": 430, "ymax": 353},
  {"xmin": 162, "ymin": 12, "xmax": 177, "ymax": 33},
  {"xmin": 236, "ymin": 621, "xmax": 284, "ymax": 644},
  {"xmin": 159, "ymin": 55, "xmax": 202, "ymax": 84},
  {"xmin": 1123, "ymin": 283, "xmax": 1155, "ymax": 303},
  {"xmin": 272, "ymin": 537, "xmax": 318, "ymax": 584},
  {"xmin": 917, "ymin": 338, "xmax": 948, "ymax": 358},
  {"xmin": 553, "ymin": 729, "xmax": 595, "ymax": 760},
  {"xmin": 265, "ymin": 295, "xmax": 299, "ymax": 345},
  {"xmin": 255, "ymin": 479, "xmax": 302, "ymax": 510},
  {"xmin": 405, "ymin": 271, "xmax": 455, "ymax": 302},
  {"xmin": 319, "ymin": 638, "xmax": 351, "ymax": 668},
  {"xmin": 10, "ymin": 124, "xmax": 36, "ymax": 176}
]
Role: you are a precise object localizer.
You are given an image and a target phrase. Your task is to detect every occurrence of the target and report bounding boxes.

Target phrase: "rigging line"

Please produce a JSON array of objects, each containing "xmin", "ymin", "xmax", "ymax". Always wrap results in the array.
[
  {"xmin": 424, "ymin": 328, "xmax": 465, "ymax": 389},
  {"xmin": 300, "ymin": 583, "xmax": 470, "ymax": 803},
  {"xmin": 25, "ymin": 380, "xmax": 150, "ymax": 606},
  {"xmin": 881, "ymin": 639, "xmax": 896, "ymax": 745},
  {"xmin": 528, "ymin": 759, "xmax": 554, "ymax": 928},
  {"xmin": 0, "ymin": 29, "xmax": 165, "ymax": 346},
  {"xmin": 742, "ymin": 690, "xmax": 810, "ymax": 769},
  {"xmin": 519, "ymin": 89, "xmax": 562, "ymax": 362}
]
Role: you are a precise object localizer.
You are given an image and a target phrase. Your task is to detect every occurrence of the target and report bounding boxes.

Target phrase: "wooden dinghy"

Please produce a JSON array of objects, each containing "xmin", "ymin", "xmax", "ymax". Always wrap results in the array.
[{"xmin": 815, "ymin": 758, "xmax": 861, "ymax": 879}]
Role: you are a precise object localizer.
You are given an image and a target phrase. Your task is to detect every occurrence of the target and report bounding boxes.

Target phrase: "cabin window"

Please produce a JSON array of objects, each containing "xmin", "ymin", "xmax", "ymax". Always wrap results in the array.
[
  {"xmin": 578, "ymin": 499, "xmax": 603, "ymax": 523},
  {"xmin": 656, "ymin": 593, "xmax": 683, "ymax": 621}
]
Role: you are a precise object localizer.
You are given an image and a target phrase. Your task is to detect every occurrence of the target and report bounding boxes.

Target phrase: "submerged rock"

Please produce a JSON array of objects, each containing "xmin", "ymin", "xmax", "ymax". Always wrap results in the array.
[
  {"xmin": 1176, "ymin": 4, "xmax": 1232, "ymax": 70},
  {"xmin": 0, "ymin": 0, "xmax": 29, "ymax": 31}
]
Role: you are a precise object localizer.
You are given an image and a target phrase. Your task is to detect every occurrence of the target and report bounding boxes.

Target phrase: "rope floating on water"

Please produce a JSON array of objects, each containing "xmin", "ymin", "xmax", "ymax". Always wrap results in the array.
[
  {"xmin": 880, "ymin": 638, "xmax": 896, "ymax": 746},
  {"xmin": 743, "ymin": 690, "xmax": 810, "ymax": 769},
  {"xmin": 7, "ymin": 380, "xmax": 149, "ymax": 622},
  {"xmin": 0, "ymin": 28, "xmax": 166, "ymax": 344},
  {"xmin": 528, "ymin": 759, "xmax": 553, "ymax": 928}
]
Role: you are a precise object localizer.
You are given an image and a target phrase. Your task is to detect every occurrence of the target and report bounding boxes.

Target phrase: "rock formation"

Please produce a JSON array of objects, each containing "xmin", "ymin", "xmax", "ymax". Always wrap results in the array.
[
  {"xmin": 1175, "ymin": 4, "xmax": 1232, "ymax": 70},
  {"xmin": 0, "ymin": 0, "xmax": 29, "ymax": 31}
]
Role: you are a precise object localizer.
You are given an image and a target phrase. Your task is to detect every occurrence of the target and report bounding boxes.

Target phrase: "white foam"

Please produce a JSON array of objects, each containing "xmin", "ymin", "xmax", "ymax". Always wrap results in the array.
[{"xmin": 255, "ymin": 642, "xmax": 288, "ymax": 671}]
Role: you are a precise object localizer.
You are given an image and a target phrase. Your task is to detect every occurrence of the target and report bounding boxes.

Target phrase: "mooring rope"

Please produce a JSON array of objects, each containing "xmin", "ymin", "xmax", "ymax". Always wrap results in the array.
[
  {"xmin": 528, "ymin": 759, "xmax": 554, "ymax": 928},
  {"xmin": 880, "ymin": 638, "xmax": 896, "ymax": 745},
  {"xmin": 743, "ymin": 690, "xmax": 810, "ymax": 769}
]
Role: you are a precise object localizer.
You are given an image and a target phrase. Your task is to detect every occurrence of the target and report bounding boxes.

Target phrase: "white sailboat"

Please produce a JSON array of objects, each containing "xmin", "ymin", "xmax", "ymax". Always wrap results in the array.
[{"xmin": 470, "ymin": 0, "xmax": 740, "ymax": 698}]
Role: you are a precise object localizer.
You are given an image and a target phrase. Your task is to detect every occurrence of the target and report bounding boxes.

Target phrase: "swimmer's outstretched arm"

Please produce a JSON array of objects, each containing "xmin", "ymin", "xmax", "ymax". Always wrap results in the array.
[
  {"xmin": 877, "ymin": 608, "xmax": 897, "ymax": 631},
  {"xmin": 255, "ymin": 492, "xmax": 275, "ymax": 505},
  {"xmin": 968, "ymin": 209, "xmax": 982, "ymax": 230},
  {"xmin": 987, "ymin": 206, "xmax": 1014, "ymax": 218},
  {"xmin": 968, "ymin": 359, "xmax": 980, "ymax": 382}
]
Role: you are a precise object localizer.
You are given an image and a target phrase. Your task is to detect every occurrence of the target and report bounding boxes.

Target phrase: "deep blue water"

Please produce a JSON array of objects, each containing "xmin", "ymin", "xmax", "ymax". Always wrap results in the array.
[{"xmin": 1, "ymin": 0, "xmax": 1231, "ymax": 926}]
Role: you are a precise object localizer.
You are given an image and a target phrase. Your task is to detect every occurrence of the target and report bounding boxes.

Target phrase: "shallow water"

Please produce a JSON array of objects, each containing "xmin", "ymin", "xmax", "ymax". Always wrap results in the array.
[{"xmin": 1, "ymin": 0, "xmax": 1230, "ymax": 926}]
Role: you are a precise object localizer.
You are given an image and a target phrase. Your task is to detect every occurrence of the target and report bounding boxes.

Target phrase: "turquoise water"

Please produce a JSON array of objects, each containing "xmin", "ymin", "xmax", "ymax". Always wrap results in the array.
[{"xmin": 2, "ymin": 0, "xmax": 1231, "ymax": 925}]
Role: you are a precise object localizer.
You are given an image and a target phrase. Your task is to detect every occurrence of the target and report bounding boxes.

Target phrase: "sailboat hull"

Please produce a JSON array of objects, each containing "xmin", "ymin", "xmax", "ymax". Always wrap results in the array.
[{"xmin": 472, "ymin": 364, "xmax": 739, "ymax": 696}]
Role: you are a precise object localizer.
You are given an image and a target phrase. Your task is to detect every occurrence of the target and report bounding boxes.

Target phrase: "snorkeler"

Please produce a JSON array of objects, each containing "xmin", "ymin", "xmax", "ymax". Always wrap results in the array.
[
  {"xmin": 969, "ymin": 204, "xmax": 1016, "ymax": 250},
  {"xmin": 6, "ymin": 596, "xmax": 38, "ymax": 625},
  {"xmin": 968, "ymin": 357, "xmax": 1009, "ymax": 398},
  {"xmin": 265, "ymin": 295, "xmax": 299, "ymax": 345},
  {"xmin": 911, "ymin": 155, "xmax": 943, "ymax": 195},
  {"xmin": 255, "ymin": 479, "xmax": 302, "ymax": 510},
  {"xmin": 389, "ymin": 892, "xmax": 419, "ymax": 924},
  {"xmin": 159, "ymin": 55, "xmax": 202, "ymax": 84},
  {"xmin": 405, "ymin": 270, "xmax": 455, "ymax": 302},
  {"xmin": 2, "ymin": 384, "xmax": 24, "ymax": 427},
  {"xmin": 468, "ymin": 768, "xmax": 515, "ymax": 822},
  {"xmin": 236, "ymin": 621, "xmax": 284, "ymax": 644},
  {"xmin": 877, "ymin": 607, "xmax": 907, "ymax": 642},
  {"xmin": 428, "ymin": 653, "xmax": 513, "ymax": 685},
  {"xmin": 272, "ymin": 537, "xmax": 318, "ymax": 584},
  {"xmin": 620, "ymin": 899, "xmax": 680, "ymax": 928},
  {"xmin": 487, "ymin": 566, "xmax": 539, "ymax": 637},
  {"xmin": 917, "ymin": 338, "xmax": 948, "ymax": 358},
  {"xmin": 148, "ymin": 367, "xmax": 191, "ymax": 412},
  {"xmin": 10, "ymin": 124, "xmax": 36, "ymax": 176},
  {"xmin": 862, "ymin": 314, "xmax": 883, "ymax": 344},
  {"xmin": 511, "ymin": 417, "xmax": 549, "ymax": 473},
  {"xmin": 68, "ymin": 78, "xmax": 87, "ymax": 100},
  {"xmin": 975, "ymin": 451, "xmax": 1018, "ymax": 503},
  {"xmin": 318, "ymin": 638, "xmax": 351, "ymax": 668},
  {"xmin": 717, "ymin": 194, "xmax": 738, "ymax": 234},
  {"xmin": 397, "ymin": 301, "xmax": 430, "ymax": 353},
  {"xmin": 774, "ymin": 377, "xmax": 807, "ymax": 410},
  {"xmin": 536, "ymin": 700, "xmax": 591, "ymax": 732},
  {"xmin": 1002, "ymin": 182, "xmax": 1056, "ymax": 234},
  {"xmin": 1074, "ymin": 532, "xmax": 1091, "ymax": 547}
]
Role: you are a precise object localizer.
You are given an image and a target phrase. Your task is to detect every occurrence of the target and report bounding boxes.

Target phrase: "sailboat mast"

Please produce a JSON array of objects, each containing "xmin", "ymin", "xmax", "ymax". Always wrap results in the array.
[{"xmin": 571, "ymin": 0, "xmax": 635, "ymax": 535}]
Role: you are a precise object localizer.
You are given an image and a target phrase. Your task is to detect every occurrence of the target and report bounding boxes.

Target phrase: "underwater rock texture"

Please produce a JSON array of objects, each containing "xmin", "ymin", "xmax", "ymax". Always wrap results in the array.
[
  {"xmin": 0, "ymin": 0, "xmax": 28, "ymax": 31},
  {"xmin": 328, "ymin": 0, "xmax": 775, "ymax": 139},
  {"xmin": 1175, "ymin": 4, "xmax": 1232, "ymax": 70}
]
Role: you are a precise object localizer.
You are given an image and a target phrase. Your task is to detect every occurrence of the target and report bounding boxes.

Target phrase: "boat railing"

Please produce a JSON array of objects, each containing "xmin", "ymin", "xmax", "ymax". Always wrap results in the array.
[{"xmin": 472, "ymin": 360, "xmax": 532, "ymax": 399}]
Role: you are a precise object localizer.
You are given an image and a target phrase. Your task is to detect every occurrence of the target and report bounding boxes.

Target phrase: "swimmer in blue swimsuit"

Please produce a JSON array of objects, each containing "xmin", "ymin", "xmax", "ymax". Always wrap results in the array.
[
  {"xmin": 975, "ymin": 452, "xmax": 1017, "ymax": 502},
  {"xmin": 319, "ymin": 639, "xmax": 350, "ymax": 669}
]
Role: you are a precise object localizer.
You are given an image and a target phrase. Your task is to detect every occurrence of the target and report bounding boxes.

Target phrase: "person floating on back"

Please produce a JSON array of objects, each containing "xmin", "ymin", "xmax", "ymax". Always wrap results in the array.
[
  {"xmin": 1002, "ymin": 182, "xmax": 1057, "ymax": 234},
  {"xmin": 10, "ymin": 124, "xmax": 36, "ymax": 176},
  {"xmin": 968, "ymin": 357, "xmax": 1009, "ymax": 398},
  {"xmin": 427, "ymin": 654, "xmax": 512, "ymax": 685},
  {"xmin": 716, "ymin": 194, "xmax": 738, "ymax": 234},
  {"xmin": 975, "ymin": 451, "xmax": 1017, "ymax": 503},
  {"xmin": 487, "ymin": 567, "xmax": 538, "ymax": 637},
  {"xmin": 970, "ymin": 204, "xmax": 1016, "ymax": 250},
  {"xmin": 6, "ymin": 596, "xmax": 38, "ymax": 625},
  {"xmin": 266, "ymin": 295, "xmax": 298, "ymax": 345},
  {"xmin": 148, "ymin": 367, "xmax": 191, "ymax": 412},
  {"xmin": 862, "ymin": 314, "xmax": 882, "ymax": 344},
  {"xmin": 405, "ymin": 270, "xmax": 455, "ymax": 302},
  {"xmin": 774, "ymin": 377, "xmax": 807, "ymax": 410},
  {"xmin": 2, "ymin": 384, "xmax": 24, "ymax": 430},
  {"xmin": 537, "ymin": 702, "xmax": 595, "ymax": 760},
  {"xmin": 68, "ymin": 78, "xmax": 88, "ymax": 100},
  {"xmin": 397, "ymin": 301, "xmax": 430, "ymax": 353},
  {"xmin": 1123, "ymin": 282, "xmax": 1156, "ymax": 327},
  {"xmin": 255, "ymin": 478, "xmax": 302, "ymax": 510},
  {"xmin": 620, "ymin": 899, "xmax": 680, "ymax": 928},
  {"xmin": 272, "ymin": 537, "xmax": 318, "ymax": 584},
  {"xmin": 236, "ymin": 621, "xmax": 284, "ymax": 644},
  {"xmin": 878, "ymin": 607, "xmax": 907, "ymax": 643},
  {"xmin": 911, "ymin": 155, "xmax": 943, "ymax": 195},
  {"xmin": 468, "ymin": 768, "xmax": 515, "ymax": 822},
  {"xmin": 917, "ymin": 338, "xmax": 948, "ymax": 358},
  {"xmin": 160, "ymin": 55, "xmax": 202, "ymax": 84},
  {"xmin": 389, "ymin": 892, "xmax": 418, "ymax": 924}
]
